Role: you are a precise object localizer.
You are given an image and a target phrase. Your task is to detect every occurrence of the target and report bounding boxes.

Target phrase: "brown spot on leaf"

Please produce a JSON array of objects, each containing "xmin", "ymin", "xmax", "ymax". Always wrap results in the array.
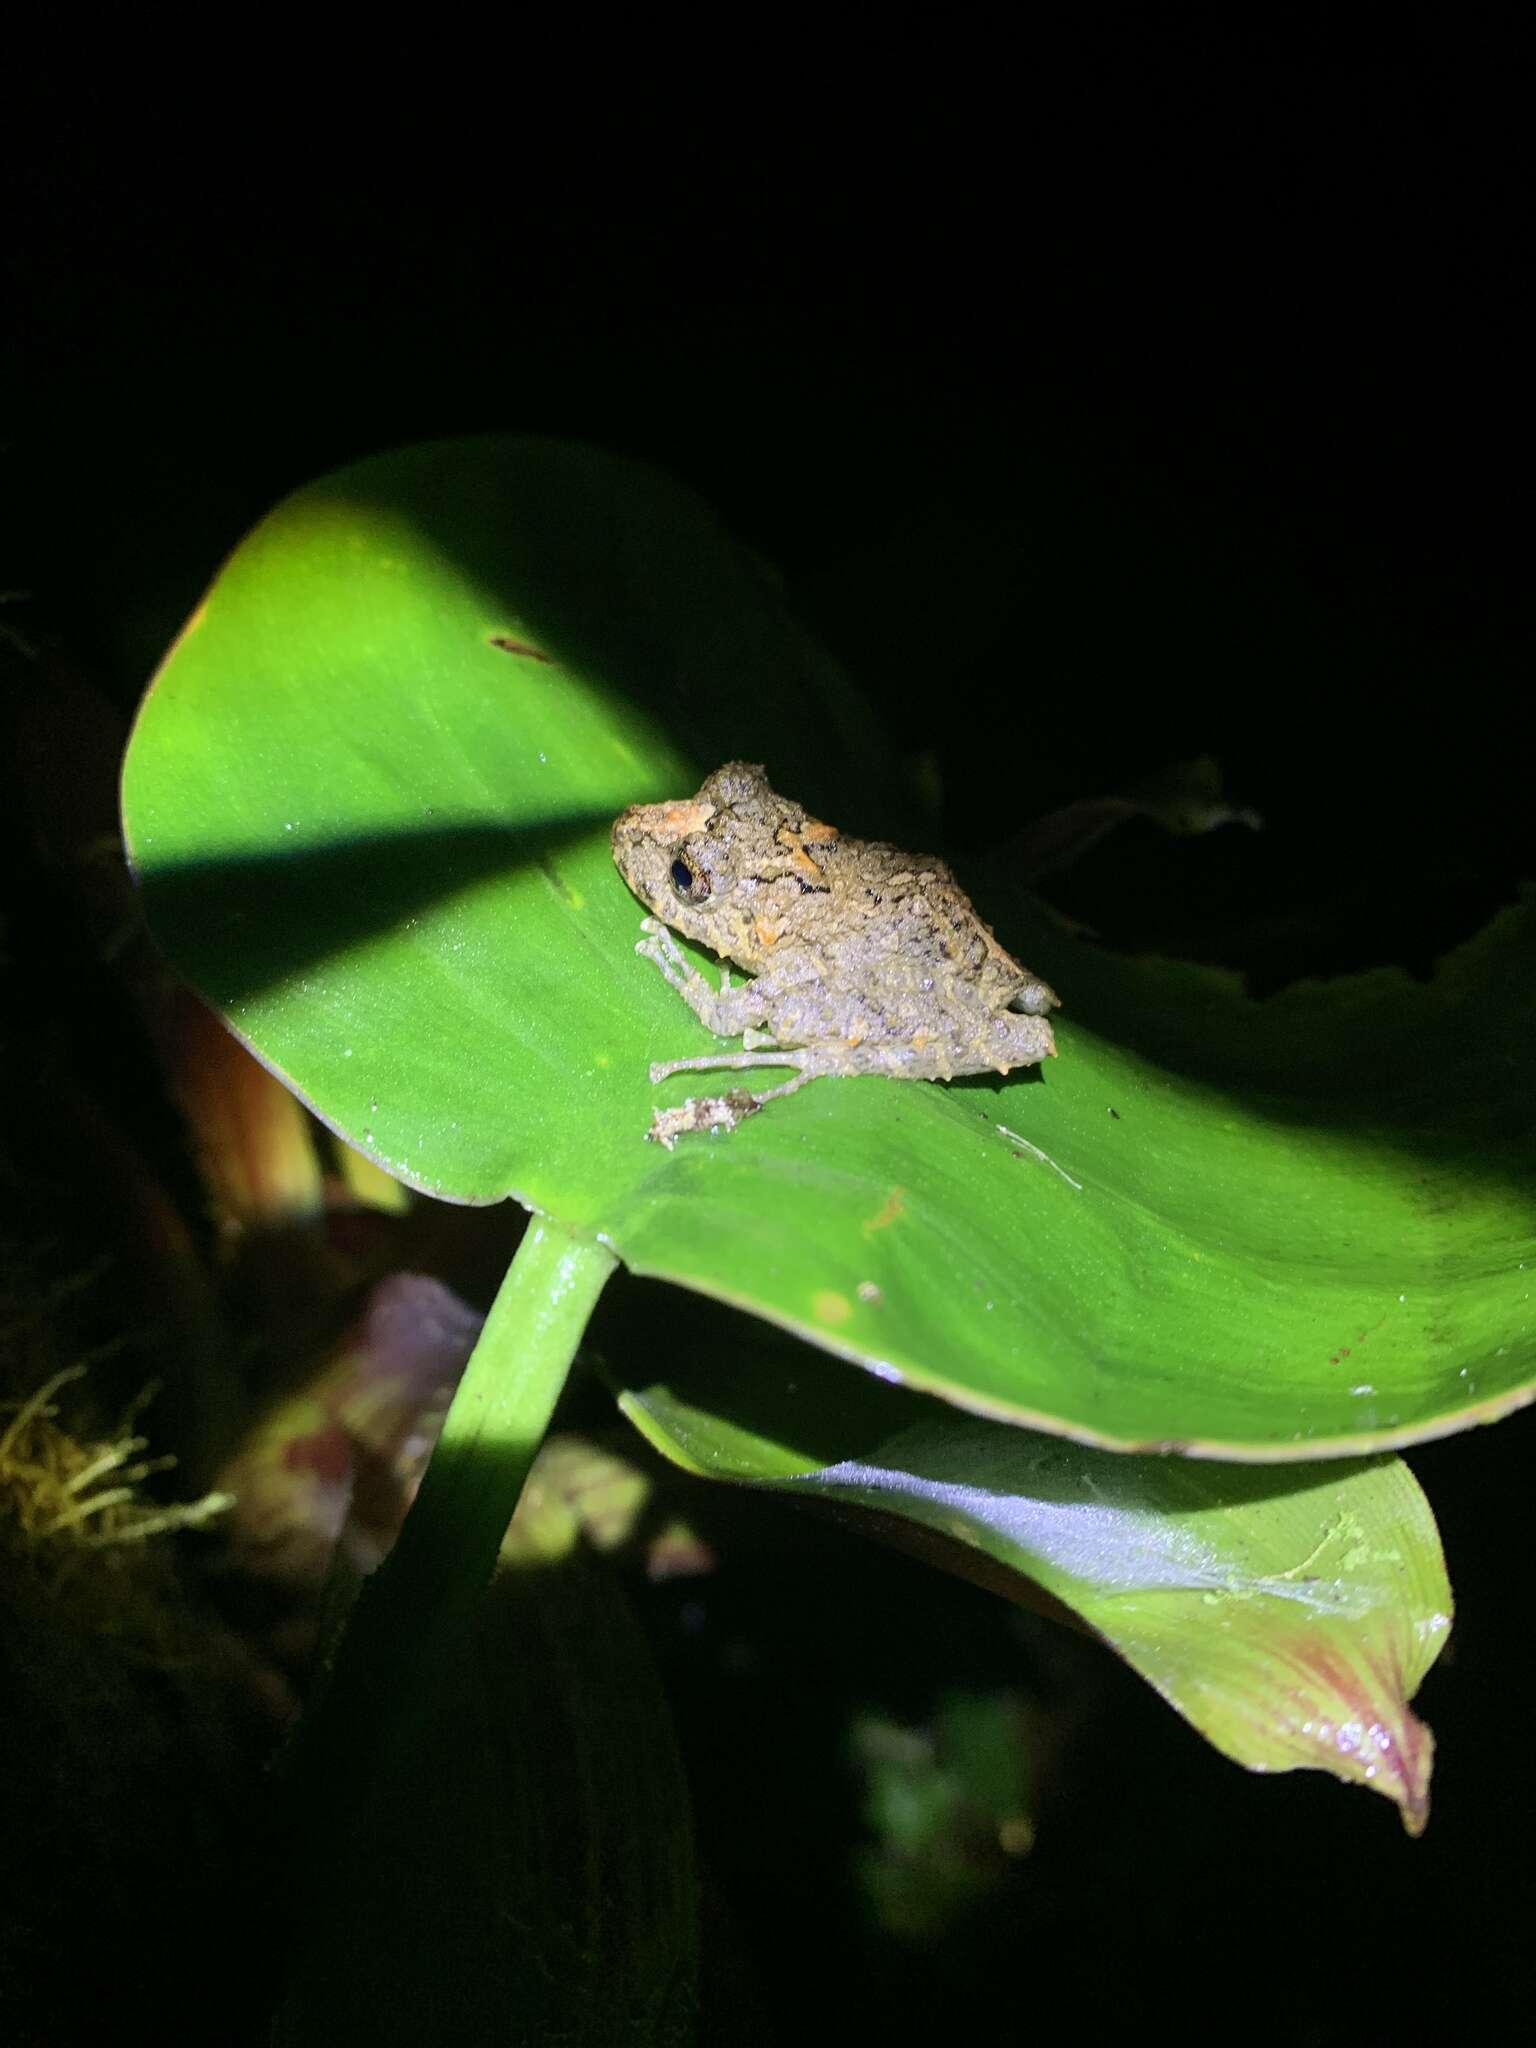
[
  {"xmin": 489, "ymin": 635, "xmax": 554, "ymax": 662},
  {"xmin": 812, "ymin": 1289, "xmax": 853, "ymax": 1325},
  {"xmin": 862, "ymin": 1187, "xmax": 906, "ymax": 1235}
]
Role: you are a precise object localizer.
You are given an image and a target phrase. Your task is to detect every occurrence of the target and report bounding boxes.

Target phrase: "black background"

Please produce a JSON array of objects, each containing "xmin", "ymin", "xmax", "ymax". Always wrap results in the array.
[{"xmin": 4, "ymin": 22, "xmax": 1533, "ymax": 2044}]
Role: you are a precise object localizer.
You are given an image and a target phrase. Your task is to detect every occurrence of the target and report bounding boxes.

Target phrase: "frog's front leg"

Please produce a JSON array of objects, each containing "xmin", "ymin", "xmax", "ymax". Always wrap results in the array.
[{"xmin": 635, "ymin": 917, "xmax": 769, "ymax": 1038}]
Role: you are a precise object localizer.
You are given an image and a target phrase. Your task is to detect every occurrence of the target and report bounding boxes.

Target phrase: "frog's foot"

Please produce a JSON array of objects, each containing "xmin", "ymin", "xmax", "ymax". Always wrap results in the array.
[
  {"xmin": 646, "ymin": 1088, "xmax": 763, "ymax": 1149},
  {"xmin": 646, "ymin": 1070, "xmax": 816, "ymax": 1147},
  {"xmin": 645, "ymin": 1047, "xmax": 817, "ymax": 1144},
  {"xmin": 636, "ymin": 916, "xmax": 710, "ymax": 996}
]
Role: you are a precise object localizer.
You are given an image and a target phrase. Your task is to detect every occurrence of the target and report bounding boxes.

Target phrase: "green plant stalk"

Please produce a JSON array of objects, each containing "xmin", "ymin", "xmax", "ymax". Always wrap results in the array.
[
  {"xmin": 282, "ymin": 1213, "xmax": 617, "ymax": 1871},
  {"xmin": 397, "ymin": 1213, "xmax": 618, "ymax": 1631}
]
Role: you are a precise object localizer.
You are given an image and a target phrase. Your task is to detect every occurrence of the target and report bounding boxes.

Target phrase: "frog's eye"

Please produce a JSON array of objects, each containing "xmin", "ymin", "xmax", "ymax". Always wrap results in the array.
[{"xmin": 670, "ymin": 855, "xmax": 711, "ymax": 903}]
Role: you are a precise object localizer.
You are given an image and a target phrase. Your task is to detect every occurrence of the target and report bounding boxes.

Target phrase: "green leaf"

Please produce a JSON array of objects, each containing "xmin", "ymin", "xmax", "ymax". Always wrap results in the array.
[
  {"xmin": 120, "ymin": 435, "xmax": 1536, "ymax": 1455},
  {"xmin": 276, "ymin": 1547, "xmax": 698, "ymax": 2046},
  {"xmin": 615, "ymin": 1340, "xmax": 1449, "ymax": 1833}
]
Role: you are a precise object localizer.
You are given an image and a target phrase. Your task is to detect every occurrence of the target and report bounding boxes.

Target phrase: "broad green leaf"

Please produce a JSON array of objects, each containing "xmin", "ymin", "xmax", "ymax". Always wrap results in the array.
[
  {"xmin": 276, "ymin": 1547, "xmax": 697, "ymax": 2045},
  {"xmin": 615, "ymin": 1342, "xmax": 1449, "ymax": 1832},
  {"xmin": 120, "ymin": 436, "xmax": 1536, "ymax": 1456}
]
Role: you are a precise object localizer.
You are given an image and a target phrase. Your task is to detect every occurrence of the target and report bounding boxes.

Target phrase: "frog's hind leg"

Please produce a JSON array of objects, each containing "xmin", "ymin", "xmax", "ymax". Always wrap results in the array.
[
  {"xmin": 746, "ymin": 1072, "xmax": 818, "ymax": 1105},
  {"xmin": 649, "ymin": 1047, "xmax": 811, "ymax": 1087},
  {"xmin": 990, "ymin": 1012, "xmax": 1057, "ymax": 1072},
  {"xmin": 1009, "ymin": 971, "xmax": 1061, "ymax": 1018}
]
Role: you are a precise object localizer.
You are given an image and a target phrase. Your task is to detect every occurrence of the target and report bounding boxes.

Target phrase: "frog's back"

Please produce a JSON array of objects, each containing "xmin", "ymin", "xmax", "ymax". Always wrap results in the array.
[{"xmin": 821, "ymin": 835, "xmax": 1030, "ymax": 1009}]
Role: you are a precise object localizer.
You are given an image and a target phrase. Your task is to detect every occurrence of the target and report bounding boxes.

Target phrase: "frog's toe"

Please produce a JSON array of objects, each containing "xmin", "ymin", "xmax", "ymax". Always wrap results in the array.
[{"xmin": 637, "ymin": 915, "xmax": 684, "ymax": 959}]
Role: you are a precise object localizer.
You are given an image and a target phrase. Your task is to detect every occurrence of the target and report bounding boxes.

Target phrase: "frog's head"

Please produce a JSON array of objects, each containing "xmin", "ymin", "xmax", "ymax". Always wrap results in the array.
[{"xmin": 611, "ymin": 762, "xmax": 794, "ymax": 956}]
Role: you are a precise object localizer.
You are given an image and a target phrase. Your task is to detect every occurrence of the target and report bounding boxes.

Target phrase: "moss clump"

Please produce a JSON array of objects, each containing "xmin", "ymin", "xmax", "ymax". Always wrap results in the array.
[
  {"xmin": 1, "ymin": 1364, "xmax": 231, "ymax": 1568},
  {"xmin": 0, "ymin": 1355, "xmax": 263, "ymax": 2042}
]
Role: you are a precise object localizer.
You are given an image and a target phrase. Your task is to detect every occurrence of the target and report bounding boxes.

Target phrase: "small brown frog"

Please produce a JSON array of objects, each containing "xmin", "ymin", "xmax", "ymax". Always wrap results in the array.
[{"xmin": 612, "ymin": 762, "xmax": 1060, "ymax": 1145}]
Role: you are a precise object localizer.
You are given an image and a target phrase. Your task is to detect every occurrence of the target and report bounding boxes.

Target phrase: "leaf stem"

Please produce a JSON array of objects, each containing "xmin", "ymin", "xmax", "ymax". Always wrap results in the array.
[
  {"xmin": 281, "ymin": 1213, "xmax": 617, "ymax": 1859},
  {"xmin": 399, "ymin": 1213, "xmax": 619, "ymax": 1632}
]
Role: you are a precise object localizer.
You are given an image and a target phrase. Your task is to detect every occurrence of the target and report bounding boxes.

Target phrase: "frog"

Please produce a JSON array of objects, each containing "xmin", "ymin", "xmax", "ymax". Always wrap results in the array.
[{"xmin": 611, "ymin": 762, "xmax": 1060, "ymax": 1145}]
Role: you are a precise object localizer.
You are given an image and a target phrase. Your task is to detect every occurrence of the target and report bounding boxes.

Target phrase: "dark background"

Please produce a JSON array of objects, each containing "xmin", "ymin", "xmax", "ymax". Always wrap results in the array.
[
  {"xmin": 7, "ymin": 35, "xmax": 1531, "ymax": 969},
  {"xmin": 4, "ymin": 22, "xmax": 1532, "ymax": 2044}
]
